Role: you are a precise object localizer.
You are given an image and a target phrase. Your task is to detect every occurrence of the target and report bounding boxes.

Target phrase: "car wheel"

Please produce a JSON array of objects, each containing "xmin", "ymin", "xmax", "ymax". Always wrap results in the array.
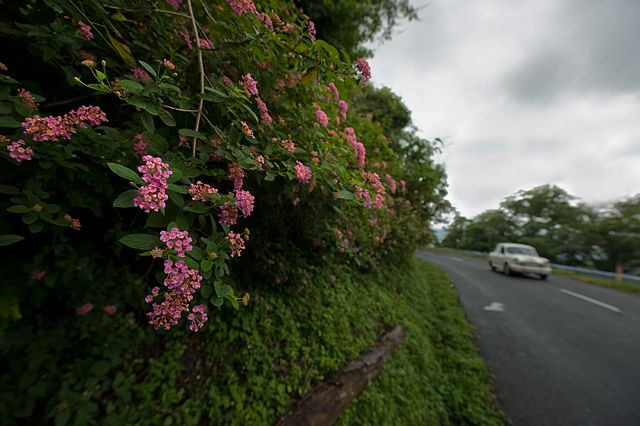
[
  {"xmin": 489, "ymin": 261, "xmax": 496, "ymax": 271},
  {"xmin": 504, "ymin": 263, "xmax": 511, "ymax": 276},
  {"xmin": 539, "ymin": 274, "xmax": 547, "ymax": 280}
]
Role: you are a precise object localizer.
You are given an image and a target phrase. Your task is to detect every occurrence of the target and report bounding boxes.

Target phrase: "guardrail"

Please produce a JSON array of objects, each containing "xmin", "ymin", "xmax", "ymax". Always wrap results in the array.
[{"xmin": 551, "ymin": 264, "xmax": 640, "ymax": 284}]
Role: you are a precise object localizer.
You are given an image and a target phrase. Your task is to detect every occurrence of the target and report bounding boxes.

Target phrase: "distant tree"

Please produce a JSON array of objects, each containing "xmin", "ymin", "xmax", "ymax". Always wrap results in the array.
[
  {"xmin": 462, "ymin": 209, "xmax": 515, "ymax": 252},
  {"xmin": 295, "ymin": 0, "xmax": 418, "ymax": 57},
  {"xmin": 442, "ymin": 214, "xmax": 470, "ymax": 248}
]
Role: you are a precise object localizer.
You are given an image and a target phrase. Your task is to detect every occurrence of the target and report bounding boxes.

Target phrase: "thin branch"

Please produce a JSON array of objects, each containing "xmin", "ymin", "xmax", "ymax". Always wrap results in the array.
[
  {"xmin": 187, "ymin": 0, "xmax": 206, "ymax": 158},
  {"xmin": 162, "ymin": 104, "xmax": 199, "ymax": 113},
  {"xmin": 104, "ymin": 4, "xmax": 190, "ymax": 19}
]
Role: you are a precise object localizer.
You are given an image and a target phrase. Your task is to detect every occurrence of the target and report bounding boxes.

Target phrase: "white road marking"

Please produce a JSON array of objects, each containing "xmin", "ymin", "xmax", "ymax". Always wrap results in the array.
[
  {"xmin": 559, "ymin": 289, "xmax": 622, "ymax": 313},
  {"xmin": 484, "ymin": 302, "xmax": 504, "ymax": 312},
  {"xmin": 452, "ymin": 257, "xmax": 465, "ymax": 262}
]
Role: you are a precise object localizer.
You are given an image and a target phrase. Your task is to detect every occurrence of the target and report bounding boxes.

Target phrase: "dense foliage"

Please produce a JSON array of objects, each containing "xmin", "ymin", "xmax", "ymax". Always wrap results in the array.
[
  {"xmin": 0, "ymin": 0, "xmax": 449, "ymax": 423},
  {"xmin": 442, "ymin": 184, "xmax": 640, "ymax": 272}
]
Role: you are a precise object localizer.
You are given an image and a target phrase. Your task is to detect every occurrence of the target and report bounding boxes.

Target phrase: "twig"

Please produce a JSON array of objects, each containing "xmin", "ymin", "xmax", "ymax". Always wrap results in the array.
[
  {"xmin": 162, "ymin": 104, "xmax": 199, "ymax": 113},
  {"xmin": 187, "ymin": 0, "xmax": 205, "ymax": 158}
]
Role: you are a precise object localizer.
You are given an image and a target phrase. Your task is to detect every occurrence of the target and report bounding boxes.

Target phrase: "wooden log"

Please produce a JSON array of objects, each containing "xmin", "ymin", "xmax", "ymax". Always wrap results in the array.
[{"xmin": 277, "ymin": 325, "xmax": 406, "ymax": 426}]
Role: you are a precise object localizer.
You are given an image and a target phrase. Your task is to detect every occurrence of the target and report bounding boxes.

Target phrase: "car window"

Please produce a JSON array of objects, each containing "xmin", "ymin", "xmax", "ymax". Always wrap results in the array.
[
  {"xmin": 506, "ymin": 247, "xmax": 538, "ymax": 256},
  {"xmin": 500, "ymin": 246, "xmax": 504, "ymax": 254}
]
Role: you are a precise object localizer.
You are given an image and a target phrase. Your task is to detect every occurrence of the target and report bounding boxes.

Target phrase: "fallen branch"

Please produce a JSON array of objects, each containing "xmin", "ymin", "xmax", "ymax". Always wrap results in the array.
[{"xmin": 277, "ymin": 325, "xmax": 406, "ymax": 426}]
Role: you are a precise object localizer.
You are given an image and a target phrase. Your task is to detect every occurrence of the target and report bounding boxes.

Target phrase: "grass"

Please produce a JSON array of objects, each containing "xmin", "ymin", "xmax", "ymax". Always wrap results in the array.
[
  {"xmin": 431, "ymin": 247, "xmax": 640, "ymax": 296},
  {"xmin": 3, "ymin": 256, "xmax": 506, "ymax": 425}
]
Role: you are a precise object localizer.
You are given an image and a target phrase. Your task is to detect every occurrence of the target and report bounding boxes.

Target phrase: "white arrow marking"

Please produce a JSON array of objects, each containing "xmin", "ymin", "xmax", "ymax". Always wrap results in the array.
[
  {"xmin": 559, "ymin": 289, "xmax": 622, "ymax": 313},
  {"xmin": 484, "ymin": 302, "xmax": 504, "ymax": 312}
]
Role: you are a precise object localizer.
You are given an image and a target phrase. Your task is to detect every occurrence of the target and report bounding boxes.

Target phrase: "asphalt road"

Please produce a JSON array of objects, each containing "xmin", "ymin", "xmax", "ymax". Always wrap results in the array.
[{"xmin": 417, "ymin": 250, "xmax": 640, "ymax": 426}]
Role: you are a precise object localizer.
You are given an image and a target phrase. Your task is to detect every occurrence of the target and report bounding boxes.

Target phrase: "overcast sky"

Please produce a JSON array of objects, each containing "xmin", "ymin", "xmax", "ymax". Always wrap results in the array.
[{"xmin": 368, "ymin": 0, "xmax": 640, "ymax": 219}]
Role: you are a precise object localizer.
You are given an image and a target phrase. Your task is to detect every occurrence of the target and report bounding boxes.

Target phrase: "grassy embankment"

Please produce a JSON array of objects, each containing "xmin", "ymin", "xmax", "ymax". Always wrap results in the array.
[{"xmin": 432, "ymin": 247, "xmax": 640, "ymax": 295}]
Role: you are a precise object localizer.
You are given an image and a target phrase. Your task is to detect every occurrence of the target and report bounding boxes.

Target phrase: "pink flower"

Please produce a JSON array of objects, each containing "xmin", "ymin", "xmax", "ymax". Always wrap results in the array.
[
  {"xmin": 228, "ymin": 162, "xmax": 244, "ymax": 191},
  {"xmin": 225, "ymin": 0, "xmax": 257, "ymax": 16},
  {"xmin": 133, "ymin": 155, "xmax": 172, "ymax": 213},
  {"xmin": 176, "ymin": 28, "xmax": 192, "ymax": 49},
  {"xmin": 132, "ymin": 133, "xmax": 148, "ymax": 157},
  {"xmin": 235, "ymin": 190, "xmax": 255, "ymax": 218},
  {"xmin": 294, "ymin": 161, "xmax": 312, "ymax": 184},
  {"xmin": 400, "ymin": 180, "xmax": 406, "ymax": 192},
  {"xmin": 22, "ymin": 106, "xmax": 107, "ymax": 142},
  {"xmin": 165, "ymin": 0, "xmax": 182, "ymax": 10},
  {"xmin": 228, "ymin": 231, "xmax": 246, "ymax": 257},
  {"xmin": 240, "ymin": 73, "xmax": 259, "ymax": 97},
  {"xmin": 358, "ymin": 171, "xmax": 386, "ymax": 209},
  {"xmin": 188, "ymin": 305, "xmax": 208, "ymax": 332},
  {"xmin": 255, "ymin": 155, "xmax": 265, "ymax": 169},
  {"xmin": 255, "ymin": 97, "xmax": 272, "ymax": 125},
  {"xmin": 338, "ymin": 100, "xmax": 348, "ymax": 120},
  {"xmin": 241, "ymin": 121, "xmax": 254, "ymax": 138},
  {"xmin": 76, "ymin": 303, "xmax": 94, "ymax": 316},
  {"xmin": 160, "ymin": 227, "xmax": 193, "ymax": 258},
  {"xmin": 189, "ymin": 181, "xmax": 218, "ymax": 201},
  {"xmin": 385, "ymin": 174, "xmax": 397, "ymax": 194},
  {"xmin": 7, "ymin": 140, "xmax": 33, "ymax": 163},
  {"xmin": 257, "ymin": 12, "xmax": 274, "ymax": 32},
  {"xmin": 354, "ymin": 58, "xmax": 371, "ymax": 82},
  {"xmin": 131, "ymin": 68, "xmax": 152, "ymax": 81},
  {"xmin": 218, "ymin": 202, "xmax": 238, "ymax": 226},
  {"xmin": 281, "ymin": 138, "xmax": 296, "ymax": 153},
  {"xmin": 163, "ymin": 59, "xmax": 175, "ymax": 70},
  {"xmin": 31, "ymin": 270, "xmax": 46, "ymax": 280},
  {"xmin": 343, "ymin": 127, "xmax": 365, "ymax": 167},
  {"xmin": 77, "ymin": 20, "xmax": 93, "ymax": 41},
  {"xmin": 220, "ymin": 75, "xmax": 233, "ymax": 86},
  {"xmin": 327, "ymin": 82, "xmax": 340, "ymax": 102},
  {"xmin": 103, "ymin": 305, "xmax": 117, "ymax": 315},
  {"xmin": 199, "ymin": 39, "xmax": 214, "ymax": 49},
  {"xmin": 18, "ymin": 89, "xmax": 38, "ymax": 109},
  {"xmin": 308, "ymin": 20, "xmax": 316, "ymax": 40},
  {"xmin": 315, "ymin": 108, "xmax": 329, "ymax": 127}
]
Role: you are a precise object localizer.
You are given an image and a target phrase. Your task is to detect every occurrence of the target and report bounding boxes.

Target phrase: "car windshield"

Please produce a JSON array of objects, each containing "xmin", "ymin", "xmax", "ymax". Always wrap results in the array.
[{"xmin": 506, "ymin": 246, "xmax": 537, "ymax": 256}]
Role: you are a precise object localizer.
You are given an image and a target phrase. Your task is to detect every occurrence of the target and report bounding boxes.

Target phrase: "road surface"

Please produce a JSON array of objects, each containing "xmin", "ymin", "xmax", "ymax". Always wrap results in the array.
[{"xmin": 418, "ymin": 250, "xmax": 640, "ymax": 426}]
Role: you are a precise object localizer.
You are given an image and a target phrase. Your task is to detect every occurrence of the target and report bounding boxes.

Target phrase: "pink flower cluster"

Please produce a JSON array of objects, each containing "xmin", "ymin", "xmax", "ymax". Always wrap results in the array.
[
  {"xmin": 294, "ymin": 161, "xmax": 312, "ymax": 184},
  {"xmin": 228, "ymin": 162, "xmax": 244, "ymax": 191},
  {"xmin": 77, "ymin": 20, "xmax": 93, "ymax": 41},
  {"xmin": 160, "ymin": 227, "xmax": 193, "ymax": 258},
  {"xmin": 76, "ymin": 303, "xmax": 93, "ymax": 316},
  {"xmin": 131, "ymin": 68, "xmax": 152, "ymax": 81},
  {"xmin": 327, "ymin": 82, "xmax": 340, "ymax": 102},
  {"xmin": 6, "ymin": 140, "xmax": 33, "ymax": 163},
  {"xmin": 18, "ymin": 89, "xmax": 38, "ymax": 109},
  {"xmin": 256, "ymin": 97, "xmax": 272, "ymax": 125},
  {"xmin": 281, "ymin": 138, "xmax": 296, "ymax": 153},
  {"xmin": 258, "ymin": 12, "xmax": 274, "ymax": 32},
  {"xmin": 218, "ymin": 202, "xmax": 239, "ymax": 226},
  {"xmin": 132, "ymin": 133, "xmax": 148, "ymax": 157},
  {"xmin": 22, "ymin": 106, "xmax": 108, "ymax": 142},
  {"xmin": 356, "ymin": 171, "xmax": 386, "ymax": 209},
  {"xmin": 177, "ymin": 28, "xmax": 192, "ymax": 49},
  {"xmin": 146, "ymin": 260, "xmax": 204, "ymax": 331},
  {"xmin": 385, "ymin": 174, "xmax": 397, "ymax": 193},
  {"xmin": 315, "ymin": 108, "xmax": 329, "ymax": 127},
  {"xmin": 188, "ymin": 305, "xmax": 208, "ymax": 332},
  {"xmin": 308, "ymin": 20, "xmax": 316, "ymax": 40},
  {"xmin": 199, "ymin": 39, "xmax": 214, "ymax": 49},
  {"xmin": 344, "ymin": 127, "xmax": 366, "ymax": 167},
  {"xmin": 226, "ymin": 0, "xmax": 257, "ymax": 16},
  {"xmin": 338, "ymin": 100, "xmax": 349, "ymax": 121},
  {"xmin": 165, "ymin": 0, "xmax": 182, "ymax": 11},
  {"xmin": 255, "ymin": 155, "xmax": 265, "ymax": 169},
  {"xmin": 133, "ymin": 155, "xmax": 172, "ymax": 213},
  {"xmin": 228, "ymin": 231, "xmax": 245, "ymax": 257},
  {"xmin": 240, "ymin": 73, "xmax": 259, "ymax": 97},
  {"xmin": 235, "ymin": 190, "xmax": 255, "ymax": 217},
  {"xmin": 189, "ymin": 181, "xmax": 218, "ymax": 201},
  {"xmin": 354, "ymin": 58, "xmax": 371, "ymax": 82}
]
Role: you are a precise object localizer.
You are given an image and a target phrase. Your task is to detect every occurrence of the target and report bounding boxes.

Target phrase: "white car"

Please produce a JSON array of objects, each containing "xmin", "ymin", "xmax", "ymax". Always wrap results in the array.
[{"xmin": 488, "ymin": 243, "xmax": 552, "ymax": 279}]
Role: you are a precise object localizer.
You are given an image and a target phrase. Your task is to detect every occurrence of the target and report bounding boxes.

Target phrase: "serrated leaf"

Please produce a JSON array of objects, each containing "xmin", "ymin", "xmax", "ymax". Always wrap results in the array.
[
  {"xmin": 158, "ymin": 109, "xmax": 176, "ymax": 127},
  {"xmin": 178, "ymin": 128, "xmax": 207, "ymax": 140},
  {"xmin": 0, "ymin": 235, "xmax": 24, "ymax": 247},
  {"xmin": 113, "ymin": 189, "xmax": 138, "ymax": 208},
  {"xmin": 107, "ymin": 163, "xmax": 144, "ymax": 185},
  {"xmin": 116, "ymin": 79, "xmax": 144, "ymax": 93},
  {"xmin": 201, "ymin": 259, "xmax": 213, "ymax": 272},
  {"xmin": 167, "ymin": 183, "xmax": 188, "ymax": 194},
  {"xmin": 141, "ymin": 113, "xmax": 155, "ymax": 133},
  {"xmin": 119, "ymin": 234, "xmax": 162, "ymax": 250}
]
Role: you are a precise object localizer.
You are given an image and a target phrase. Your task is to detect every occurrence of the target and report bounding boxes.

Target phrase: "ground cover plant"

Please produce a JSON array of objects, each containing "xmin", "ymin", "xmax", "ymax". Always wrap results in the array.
[{"xmin": 0, "ymin": 0, "xmax": 457, "ymax": 424}]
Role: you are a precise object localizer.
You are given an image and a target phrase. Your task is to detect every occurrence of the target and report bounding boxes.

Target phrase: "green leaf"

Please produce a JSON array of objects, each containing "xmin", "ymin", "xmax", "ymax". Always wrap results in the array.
[
  {"xmin": 22, "ymin": 212, "xmax": 38, "ymax": 225},
  {"xmin": 138, "ymin": 61, "xmax": 157, "ymax": 78},
  {"xmin": 116, "ymin": 79, "xmax": 144, "ymax": 93},
  {"xmin": 200, "ymin": 285, "xmax": 213, "ymax": 299},
  {"xmin": 95, "ymin": 70, "xmax": 107, "ymax": 82},
  {"xmin": 167, "ymin": 183, "xmax": 188, "ymax": 194},
  {"xmin": 141, "ymin": 113, "xmax": 155, "ymax": 133},
  {"xmin": 119, "ymin": 234, "xmax": 162, "ymax": 250},
  {"xmin": 107, "ymin": 163, "xmax": 144, "ymax": 185},
  {"xmin": 168, "ymin": 191, "xmax": 184, "ymax": 208},
  {"xmin": 201, "ymin": 259, "xmax": 213, "ymax": 272},
  {"xmin": 178, "ymin": 128, "xmax": 207, "ymax": 140},
  {"xmin": 113, "ymin": 189, "xmax": 138, "ymax": 208},
  {"xmin": 29, "ymin": 221, "xmax": 43, "ymax": 233},
  {"xmin": 167, "ymin": 168, "xmax": 183, "ymax": 184},
  {"xmin": 265, "ymin": 172, "xmax": 275, "ymax": 182},
  {"xmin": 127, "ymin": 97, "xmax": 160, "ymax": 115},
  {"xmin": 0, "ymin": 115, "xmax": 21, "ymax": 128},
  {"xmin": 6, "ymin": 205, "xmax": 30, "ymax": 213},
  {"xmin": 210, "ymin": 296, "xmax": 224, "ymax": 308},
  {"xmin": 0, "ymin": 184, "xmax": 20, "ymax": 195},
  {"xmin": 337, "ymin": 190, "xmax": 355, "ymax": 201},
  {"xmin": 158, "ymin": 109, "xmax": 176, "ymax": 127},
  {"xmin": 158, "ymin": 83, "xmax": 181, "ymax": 93},
  {"xmin": 0, "ymin": 235, "xmax": 24, "ymax": 247}
]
